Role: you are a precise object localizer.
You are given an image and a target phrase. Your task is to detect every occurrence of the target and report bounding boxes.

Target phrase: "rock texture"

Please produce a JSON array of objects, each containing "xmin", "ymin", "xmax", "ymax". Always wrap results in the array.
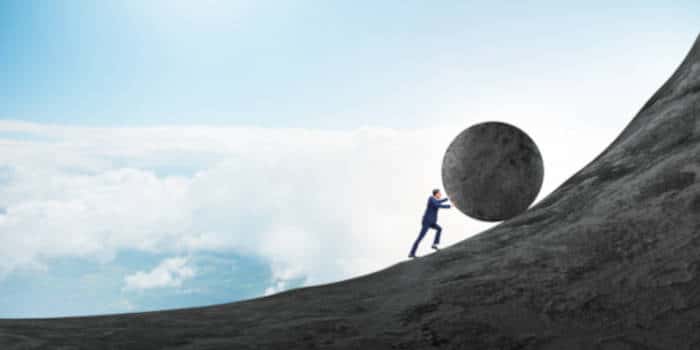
[
  {"xmin": 442, "ymin": 121, "xmax": 544, "ymax": 221},
  {"xmin": 1, "ymin": 34, "xmax": 700, "ymax": 349}
]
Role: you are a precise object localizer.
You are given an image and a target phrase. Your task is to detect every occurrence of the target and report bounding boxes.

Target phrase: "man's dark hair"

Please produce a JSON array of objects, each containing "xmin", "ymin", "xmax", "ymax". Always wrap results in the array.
[{"xmin": 432, "ymin": 188, "xmax": 440, "ymax": 195}]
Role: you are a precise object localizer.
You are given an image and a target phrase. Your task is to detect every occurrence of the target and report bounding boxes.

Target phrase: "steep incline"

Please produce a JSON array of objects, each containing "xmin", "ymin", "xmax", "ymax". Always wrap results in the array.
[{"xmin": 1, "ymin": 34, "xmax": 700, "ymax": 350}]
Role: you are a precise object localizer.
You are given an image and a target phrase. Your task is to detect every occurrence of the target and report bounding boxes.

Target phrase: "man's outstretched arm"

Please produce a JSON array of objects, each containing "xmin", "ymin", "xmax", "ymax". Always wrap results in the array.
[
  {"xmin": 430, "ymin": 197, "xmax": 451, "ymax": 209},
  {"xmin": 440, "ymin": 197, "xmax": 451, "ymax": 208}
]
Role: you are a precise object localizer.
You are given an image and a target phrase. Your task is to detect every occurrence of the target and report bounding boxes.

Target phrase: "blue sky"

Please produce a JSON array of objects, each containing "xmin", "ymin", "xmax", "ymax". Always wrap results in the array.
[
  {"xmin": 3, "ymin": 1, "xmax": 698, "ymax": 128},
  {"xmin": 0, "ymin": 1, "xmax": 698, "ymax": 318}
]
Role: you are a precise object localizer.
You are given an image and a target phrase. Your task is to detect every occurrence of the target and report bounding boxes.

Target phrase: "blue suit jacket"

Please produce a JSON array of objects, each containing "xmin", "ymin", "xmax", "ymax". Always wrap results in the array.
[{"xmin": 422, "ymin": 196, "xmax": 450, "ymax": 225}]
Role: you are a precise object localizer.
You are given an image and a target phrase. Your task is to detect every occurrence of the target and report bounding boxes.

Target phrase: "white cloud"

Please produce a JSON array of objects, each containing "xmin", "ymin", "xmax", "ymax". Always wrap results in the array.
[
  {"xmin": 123, "ymin": 256, "xmax": 196, "ymax": 291},
  {"xmin": 264, "ymin": 280, "xmax": 287, "ymax": 296},
  {"xmin": 0, "ymin": 120, "xmax": 619, "ymax": 294}
]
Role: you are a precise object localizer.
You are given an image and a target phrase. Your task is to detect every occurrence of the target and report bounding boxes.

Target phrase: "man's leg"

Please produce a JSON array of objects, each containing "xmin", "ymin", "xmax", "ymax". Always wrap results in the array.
[
  {"xmin": 409, "ymin": 225, "xmax": 430, "ymax": 257},
  {"xmin": 431, "ymin": 223, "xmax": 442, "ymax": 246}
]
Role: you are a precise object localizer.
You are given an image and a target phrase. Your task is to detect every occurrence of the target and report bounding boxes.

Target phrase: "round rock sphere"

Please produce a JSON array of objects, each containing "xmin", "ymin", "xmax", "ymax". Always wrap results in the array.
[{"xmin": 441, "ymin": 122, "xmax": 544, "ymax": 222}]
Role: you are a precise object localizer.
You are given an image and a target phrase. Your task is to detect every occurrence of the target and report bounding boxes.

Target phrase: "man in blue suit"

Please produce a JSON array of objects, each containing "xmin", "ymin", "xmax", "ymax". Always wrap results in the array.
[{"xmin": 409, "ymin": 188, "xmax": 452, "ymax": 258}]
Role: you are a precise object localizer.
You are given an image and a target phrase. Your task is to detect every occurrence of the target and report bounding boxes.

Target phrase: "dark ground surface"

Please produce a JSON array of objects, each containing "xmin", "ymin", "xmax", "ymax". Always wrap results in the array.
[{"xmin": 2, "ymin": 34, "xmax": 700, "ymax": 349}]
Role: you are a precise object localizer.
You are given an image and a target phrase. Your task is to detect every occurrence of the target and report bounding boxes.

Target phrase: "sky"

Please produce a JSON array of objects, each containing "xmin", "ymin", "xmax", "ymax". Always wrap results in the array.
[{"xmin": 0, "ymin": 1, "xmax": 698, "ymax": 318}]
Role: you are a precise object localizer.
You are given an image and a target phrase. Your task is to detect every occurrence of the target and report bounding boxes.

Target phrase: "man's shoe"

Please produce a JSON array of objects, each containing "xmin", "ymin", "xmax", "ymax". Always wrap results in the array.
[
  {"xmin": 431, "ymin": 245, "xmax": 440, "ymax": 251},
  {"xmin": 408, "ymin": 254, "xmax": 417, "ymax": 259}
]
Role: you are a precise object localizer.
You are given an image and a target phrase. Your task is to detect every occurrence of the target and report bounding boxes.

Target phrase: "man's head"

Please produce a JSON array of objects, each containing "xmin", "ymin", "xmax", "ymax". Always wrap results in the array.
[{"xmin": 432, "ymin": 188, "xmax": 442, "ymax": 199}]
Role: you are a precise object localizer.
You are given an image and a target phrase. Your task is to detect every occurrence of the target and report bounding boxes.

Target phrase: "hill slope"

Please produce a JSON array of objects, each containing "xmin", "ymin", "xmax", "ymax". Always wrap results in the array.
[{"xmin": 2, "ymin": 34, "xmax": 700, "ymax": 350}]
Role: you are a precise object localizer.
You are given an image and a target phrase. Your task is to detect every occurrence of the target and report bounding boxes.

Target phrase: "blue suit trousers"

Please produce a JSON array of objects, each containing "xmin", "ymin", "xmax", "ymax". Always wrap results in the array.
[{"xmin": 409, "ymin": 222, "xmax": 442, "ymax": 256}]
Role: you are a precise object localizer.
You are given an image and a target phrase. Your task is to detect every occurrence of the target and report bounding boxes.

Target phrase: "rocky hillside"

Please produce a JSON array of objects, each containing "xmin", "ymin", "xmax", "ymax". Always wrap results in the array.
[{"xmin": 1, "ymin": 34, "xmax": 699, "ymax": 350}]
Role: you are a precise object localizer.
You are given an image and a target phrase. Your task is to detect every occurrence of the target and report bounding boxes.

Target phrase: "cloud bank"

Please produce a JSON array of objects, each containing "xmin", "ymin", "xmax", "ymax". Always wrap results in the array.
[
  {"xmin": 0, "ymin": 120, "xmax": 616, "ymax": 294},
  {"xmin": 124, "ymin": 256, "xmax": 196, "ymax": 291}
]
